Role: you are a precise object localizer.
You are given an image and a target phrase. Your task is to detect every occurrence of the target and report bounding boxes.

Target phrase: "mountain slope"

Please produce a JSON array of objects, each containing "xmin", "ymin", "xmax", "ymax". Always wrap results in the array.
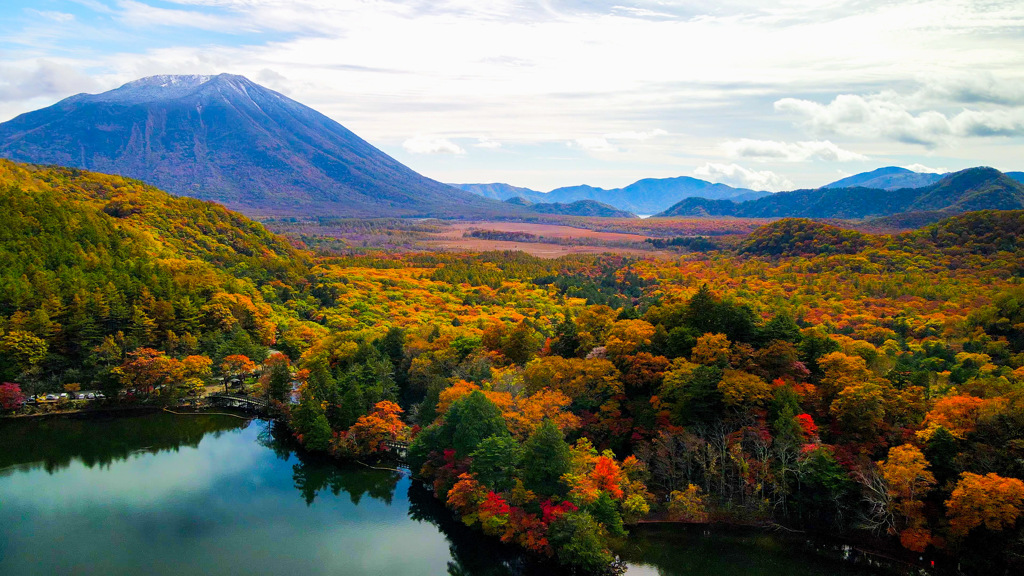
[
  {"xmin": 823, "ymin": 167, "xmax": 945, "ymax": 190},
  {"xmin": 0, "ymin": 74, "xmax": 502, "ymax": 218},
  {"xmin": 656, "ymin": 187, "xmax": 918, "ymax": 218},
  {"xmin": 738, "ymin": 219, "xmax": 873, "ymax": 256},
  {"xmin": 454, "ymin": 183, "xmax": 544, "ymax": 202},
  {"xmin": 909, "ymin": 167, "xmax": 1024, "ymax": 212},
  {"xmin": 0, "ymin": 159, "xmax": 303, "ymax": 268},
  {"xmin": 907, "ymin": 209, "xmax": 1024, "ymax": 254},
  {"xmin": 506, "ymin": 197, "xmax": 636, "ymax": 218},
  {"xmin": 0, "ymin": 159, "xmax": 308, "ymax": 384},
  {"xmin": 655, "ymin": 167, "xmax": 1024, "ymax": 219}
]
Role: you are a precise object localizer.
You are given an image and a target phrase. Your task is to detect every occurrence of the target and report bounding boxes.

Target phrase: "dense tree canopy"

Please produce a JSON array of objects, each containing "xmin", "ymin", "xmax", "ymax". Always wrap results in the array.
[{"xmin": 6, "ymin": 161, "xmax": 1024, "ymax": 573}]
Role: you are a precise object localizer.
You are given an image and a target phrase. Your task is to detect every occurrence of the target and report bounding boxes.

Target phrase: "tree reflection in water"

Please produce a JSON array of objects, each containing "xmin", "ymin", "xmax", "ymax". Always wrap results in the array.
[
  {"xmin": 290, "ymin": 456, "xmax": 401, "ymax": 506},
  {"xmin": 259, "ymin": 420, "xmax": 402, "ymax": 506},
  {"xmin": 0, "ymin": 414, "xmax": 892, "ymax": 576},
  {"xmin": 0, "ymin": 411, "xmax": 247, "ymax": 474},
  {"xmin": 407, "ymin": 481, "xmax": 584, "ymax": 576}
]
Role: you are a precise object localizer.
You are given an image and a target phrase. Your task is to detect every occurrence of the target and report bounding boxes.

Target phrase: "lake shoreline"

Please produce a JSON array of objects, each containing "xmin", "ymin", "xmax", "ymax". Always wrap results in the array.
[
  {"xmin": 0, "ymin": 404, "xmax": 165, "ymax": 420},
  {"xmin": 277, "ymin": 410, "xmax": 938, "ymax": 576},
  {"xmin": 627, "ymin": 522, "xmax": 940, "ymax": 576}
]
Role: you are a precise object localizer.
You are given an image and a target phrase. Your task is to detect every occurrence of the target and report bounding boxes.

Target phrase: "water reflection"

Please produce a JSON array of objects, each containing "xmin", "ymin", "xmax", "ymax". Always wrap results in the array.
[
  {"xmin": 0, "ymin": 412, "xmax": 245, "ymax": 474},
  {"xmin": 620, "ymin": 525, "xmax": 885, "ymax": 576},
  {"xmin": 260, "ymin": 423, "xmax": 402, "ymax": 506},
  {"xmin": 408, "ymin": 481, "xmax": 542, "ymax": 576},
  {"xmin": 0, "ymin": 413, "xmax": 451, "ymax": 576},
  {"xmin": 0, "ymin": 414, "xmax": 889, "ymax": 576}
]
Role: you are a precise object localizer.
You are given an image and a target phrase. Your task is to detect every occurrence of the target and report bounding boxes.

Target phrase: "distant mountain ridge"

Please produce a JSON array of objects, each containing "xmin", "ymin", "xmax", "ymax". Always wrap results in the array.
[
  {"xmin": 822, "ymin": 166, "xmax": 946, "ymax": 190},
  {"xmin": 655, "ymin": 167, "xmax": 1024, "ymax": 219},
  {"xmin": 453, "ymin": 176, "xmax": 766, "ymax": 214},
  {"xmin": 459, "ymin": 167, "xmax": 1023, "ymax": 218},
  {"xmin": 505, "ymin": 197, "xmax": 636, "ymax": 218},
  {"xmin": 0, "ymin": 74, "xmax": 504, "ymax": 218},
  {"xmin": 4, "ymin": 75, "xmax": 1019, "ymax": 222}
]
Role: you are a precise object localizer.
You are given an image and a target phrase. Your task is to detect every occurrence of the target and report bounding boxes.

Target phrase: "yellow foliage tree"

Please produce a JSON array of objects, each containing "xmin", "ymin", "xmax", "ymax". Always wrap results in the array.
[
  {"xmin": 717, "ymin": 369, "xmax": 772, "ymax": 408},
  {"xmin": 880, "ymin": 444, "xmax": 936, "ymax": 551},
  {"xmin": 604, "ymin": 319, "xmax": 656, "ymax": 358},
  {"xmin": 668, "ymin": 484, "xmax": 708, "ymax": 522},
  {"xmin": 691, "ymin": 333, "xmax": 730, "ymax": 366}
]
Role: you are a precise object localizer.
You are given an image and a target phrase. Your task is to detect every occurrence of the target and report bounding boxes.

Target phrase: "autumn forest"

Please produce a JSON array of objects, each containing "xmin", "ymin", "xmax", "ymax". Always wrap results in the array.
[{"xmin": 3, "ymin": 160, "xmax": 1024, "ymax": 574}]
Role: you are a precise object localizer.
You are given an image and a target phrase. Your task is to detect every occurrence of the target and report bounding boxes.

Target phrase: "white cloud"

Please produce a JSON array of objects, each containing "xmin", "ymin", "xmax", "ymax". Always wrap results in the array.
[
  {"xmin": 474, "ymin": 138, "xmax": 502, "ymax": 149},
  {"xmin": 693, "ymin": 162, "xmax": 793, "ymax": 192},
  {"xmin": 0, "ymin": 60, "xmax": 101, "ymax": 102},
  {"xmin": 571, "ymin": 137, "xmax": 617, "ymax": 152},
  {"xmin": 604, "ymin": 129, "xmax": 668, "ymax": 141},
  {"xmin": 916, "ymin": 73, "xmax": 1024, "ymax": 107},
  {"xmin": 0, "ymin": 428, "xmax": 265, "ymax": 509},
  {"xmin": 775, "ymin": 93, "xmax": 1024, "ymax": 146},
  {"xmin": 723, "ymin": 138, "xmax": 867, "ymax": 162},
  {"xmin": 402, "ymin": 135, "xmax": 466, "ymax": 155},
  {"xmin": 115, "ymin": 0, "xmax": 248, "ymax": 32},
  {"xmin": 5, "ymin": 0, "xmax": 1024, "ymax": 189},
  {"xmin": 28, "ymin": 10, "xmax": 77, "ymax": 23},
  {"xmin": 950, "ymin": 108, "xmax": 1024, "ymax": 137},
  {"xmin": 902, "ymin": 163, "xmax": 946, "ymax": 174},
  {"xmin": 568, "ymin": 129, "xmax": 667, "ymax": 153}
]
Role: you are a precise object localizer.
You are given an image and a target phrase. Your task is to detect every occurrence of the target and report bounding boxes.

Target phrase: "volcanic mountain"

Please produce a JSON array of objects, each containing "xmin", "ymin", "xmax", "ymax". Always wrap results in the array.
[{"xmin": 0, "ymin": 74, "xmax": 502, "ymax": 217}]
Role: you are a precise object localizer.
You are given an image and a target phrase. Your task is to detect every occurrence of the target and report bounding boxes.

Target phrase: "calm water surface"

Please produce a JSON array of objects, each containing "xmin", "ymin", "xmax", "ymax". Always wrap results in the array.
[{"xmin": 0, "ymin": 413, "xmax": 884, "ymax": 575}]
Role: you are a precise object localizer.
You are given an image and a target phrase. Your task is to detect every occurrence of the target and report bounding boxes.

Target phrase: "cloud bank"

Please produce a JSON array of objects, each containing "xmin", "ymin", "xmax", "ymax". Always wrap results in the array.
[
  {"xmin": 775, "ymin": 93, "xmax": 1024, "ymax": 147},
  {"xmin": 402, "ymin": 135, "xmax": 466, "ymax": 155},
  {"xmin": 723, "ymin": 139, "xmax": 867, "ymax": 162},
  {"xmin": 1, "ymin": 0, "xmax": 1023, "ymax": 189},
  {"xmin": 693, "ymin": 163, "xmax": 793, "ymax": 192}
]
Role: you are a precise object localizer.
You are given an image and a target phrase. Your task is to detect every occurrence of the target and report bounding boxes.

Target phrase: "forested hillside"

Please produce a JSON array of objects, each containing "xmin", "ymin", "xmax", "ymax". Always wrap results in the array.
[
  {"xmin": 510, "ymin": 198, "xmax": 638, "ymax": 218},
  {"xmin": 3, "ymin": 160, "xmax": 1024, "ymax": 574},
  {"xmin": 283, "ymin": 213, "xmax": 1024, "ymax": 573},
  {"xmin": 656, "ymin": 167, "xmax": 1024, "ymax": 219},
  {"xmin": 0, "ymin": 160, "xmax": 315, "ymax": 387}
]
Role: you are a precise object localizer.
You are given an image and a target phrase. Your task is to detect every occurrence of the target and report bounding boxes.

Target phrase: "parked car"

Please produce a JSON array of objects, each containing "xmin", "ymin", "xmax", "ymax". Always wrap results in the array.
[{"xmin": 87, "ymin": 393, "xmax": 95, "ymax": 400}]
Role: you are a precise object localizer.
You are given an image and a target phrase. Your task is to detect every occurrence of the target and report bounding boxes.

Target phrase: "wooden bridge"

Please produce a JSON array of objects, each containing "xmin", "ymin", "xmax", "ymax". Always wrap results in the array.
[
  {"xmin": 207, "ymin": 394, "xmax": 269, "ymax": 413},
  {"xmin": 382, "ymin": 440, "xmax": 409, "ymax": 460}
]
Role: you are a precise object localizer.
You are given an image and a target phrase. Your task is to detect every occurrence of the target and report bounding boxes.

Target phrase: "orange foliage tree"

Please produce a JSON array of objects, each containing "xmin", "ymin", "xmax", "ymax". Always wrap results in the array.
[
  {"xmin": 946, "ymin": 472, "xmax": 1024, "ymax": 539},
  {"xmin": 924, "ymin": 396, "xmax": 1005, "ymax": 438},
  {"xmin": 221, "ymin": 354, "xmax": 257, "ymax": 391},
  {"xmin": 343, "ymin": 400, "xmax": 408, "ymax": 456}
]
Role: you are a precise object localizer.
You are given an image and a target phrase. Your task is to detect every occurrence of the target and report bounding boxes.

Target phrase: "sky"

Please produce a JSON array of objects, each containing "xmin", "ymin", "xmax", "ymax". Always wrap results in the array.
[{"xmin": 1, "ymin": 0, "xmax": 1023, "ymax": 192}]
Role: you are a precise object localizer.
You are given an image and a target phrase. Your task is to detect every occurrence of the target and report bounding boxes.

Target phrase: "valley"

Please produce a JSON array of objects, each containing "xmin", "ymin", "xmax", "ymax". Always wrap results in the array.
[
  {"xmin": 3, "ymin": 158, "xmax": 1024, "ymax": 574},
  {"xmin": 421, "ymin": 221, "xmax": 667, "ymax": 258},
  {"xmin": 2, "ymin": 71, "xmax": 1024, "ymax": 576}
]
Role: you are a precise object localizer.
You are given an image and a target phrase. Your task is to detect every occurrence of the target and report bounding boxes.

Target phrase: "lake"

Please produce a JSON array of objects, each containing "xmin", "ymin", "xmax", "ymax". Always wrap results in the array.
[{"xmin": 0, "ymin": 413, "xmax": 889, "ymax": 575}]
